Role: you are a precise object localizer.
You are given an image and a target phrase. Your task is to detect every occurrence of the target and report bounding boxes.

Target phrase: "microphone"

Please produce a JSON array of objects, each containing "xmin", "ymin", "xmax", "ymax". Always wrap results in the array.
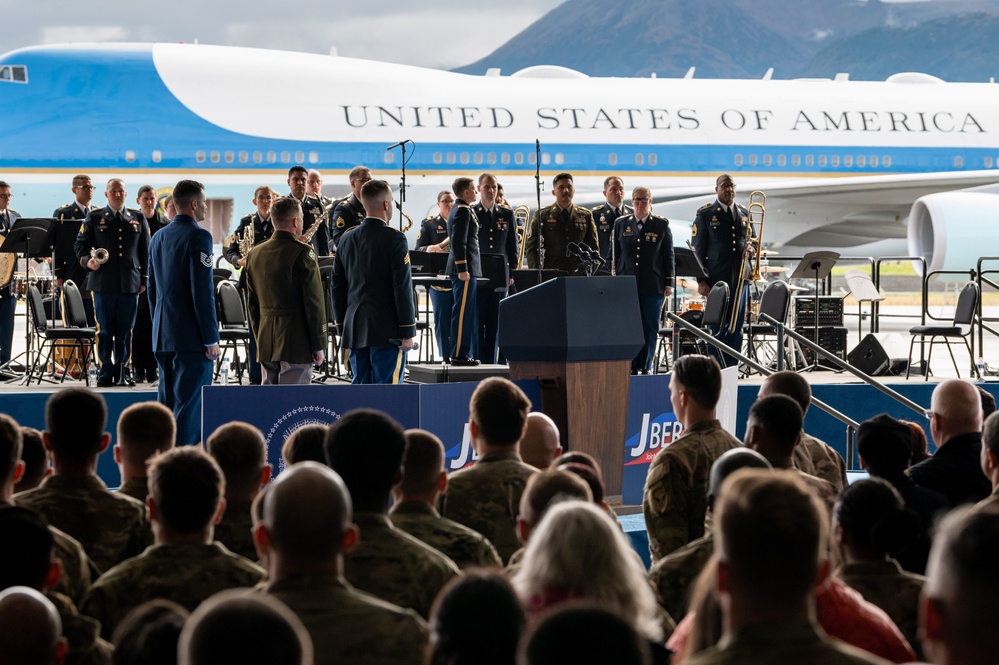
[
  {"xmin": 385, "ymin": 140, "xmax": 413, "ymax": 150},
  {"xmin": 389, "ymin": 338, "xmax": 420, "ymax": 350},
  {"xmin": 566, "ymin": 241, "xmax": 584, "ymax": 260}
]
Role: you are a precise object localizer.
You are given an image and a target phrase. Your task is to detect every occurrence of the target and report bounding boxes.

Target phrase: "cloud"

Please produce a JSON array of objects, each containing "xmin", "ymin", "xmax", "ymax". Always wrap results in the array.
[{"xmin": 40, "ymin": 25, "xmax": 128, "ymax": 44}]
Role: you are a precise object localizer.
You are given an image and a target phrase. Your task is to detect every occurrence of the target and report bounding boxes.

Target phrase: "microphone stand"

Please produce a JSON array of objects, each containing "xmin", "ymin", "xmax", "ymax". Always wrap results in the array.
[
  {"xmin": 386, "ymin": 140, "xmax": 413, "ymax": 231},
  {"xmin": 535, "ymin": 139, "xmax": 544, "ymax": 283}
]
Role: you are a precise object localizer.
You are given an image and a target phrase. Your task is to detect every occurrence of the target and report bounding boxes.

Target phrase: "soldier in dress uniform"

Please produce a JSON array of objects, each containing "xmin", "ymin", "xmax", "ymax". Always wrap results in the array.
[
  {"xmin": 415, "ymin": 191, "xmax": 454, "ymax": 359},
  {"xmin": 330, "ymin": 166, "xmax": 373, "ymax": 250},
  {"xmin": 245, "ymin": 197, "xmax": 326, "ymax": 385},
  {"xmin": 691, "ymin": 174, "xmax": 751, "ymax": 367},
  {"xmin": 591, "ymin": 176, "xmax": 631, "ymax": 262},
  {"xmin": 524, "ymin": 173, "xmax": 599, "ymax": 273},
  {"xmin": 307, "ymin": 169, "xmax": 335, "ymax": 210},
  {"xmin": 131, "ymin": 185, "xmax": 172, "ymax": 383},
  {"xmin": 0, "ymin": 182, "xmax": 21, "ymax": 374},
  {"xmin": 225, "ymin": 186, "xmax": 276, "ymax": 385},
  {"xmin": 287, "ymin": 165, "xmax": 332, "ymax": 258},
  {"xmin": 51, "ymin": 175, "xmax": 99, "ymax": 326},
  {"xmin": 613, "ymin": 186, "xmax": 674, "ymax": 374},
  {"xmin": 74, "ymin": 178, "xmax": 149, "ymax": 387},
  {"xmin": 446, "ymin": 177, "xmax": 481, "ymax": 366},
  {"xmin": 472, "ymin": 173, "xmax": 518, "ymax": 365}
]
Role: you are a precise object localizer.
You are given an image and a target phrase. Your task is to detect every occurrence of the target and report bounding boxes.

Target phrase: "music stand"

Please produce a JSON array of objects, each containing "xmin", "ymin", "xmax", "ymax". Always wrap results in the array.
[
  {"xmin": 789, "ymin": 250, "xmax": 840, "ymax": 372},
  {"xmin": 0, "ymin": 218, "xmax": 55, "ymax": 381}
]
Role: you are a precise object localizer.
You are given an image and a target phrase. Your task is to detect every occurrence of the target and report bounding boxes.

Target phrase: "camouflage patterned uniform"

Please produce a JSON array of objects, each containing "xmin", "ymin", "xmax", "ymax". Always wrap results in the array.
[
  {"xmin": 642, "ymin": 420, "xmax": 741, "ymax": 562},
  {"xmin": 835, "ymin": 559, "xmax": 925, "ymax": 657},
  {"xmin": 262, "ymin": 573, "xmax": 429, "ymax": 665},
  {"xmin": 15, "ymin": 475, "xmax": 149, "ymax": 573},
  {"xmin": 440, "ymin": 451, "xmax": 537, "ymax": 563},
  {"xmin": 212, "ymin": 501, "xmax": 258, "ymax": 562},
  {"xmin": 799, "ymin": 433, "xmax": 848, "ymax": 493},
  {"xmin": 344, "ymin": 512, "xmax": 460, "ymax": 619},
  {"xmin": 685, "ymin": 622, "xmax": 893, "ymax": 665},
  {"xmin": 48, "ymin": 591, "xmax": 112, "ymax": 665},
  {"xmin": 794, "ymin": 468, "xmax": 839, "ymax": 518},
  {"xmin": 115, "ymin": 477, "xmax": 148, "ymax": 503},
  {"xmin": 80, "ymin": 542, "xmax": 265, "ymax": 639},
  {"xmin": 648, "ymin": 533, "xmax": 715, "ymax": 622},
  {"xmin": 51, "ymin": 526, "xmax": 95, "ymax": 606},
  {"xmin": 389, "ymin": 501, "xmax": 502, "ymax": 570}
]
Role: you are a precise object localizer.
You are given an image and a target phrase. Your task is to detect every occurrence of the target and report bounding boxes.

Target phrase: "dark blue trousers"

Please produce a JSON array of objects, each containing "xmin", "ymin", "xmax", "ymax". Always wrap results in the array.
[
  {"xmin": 449, "ymin": 275, "xmax": 478, "ymax": 361},
  {"xmin": 93, "ymin": 292, "xmax": 138, "ymax": 381},
  {"xmin": 0, "ymin": 289, "xmax": 16, "ymax": 366},
  {"xmin": 475, "ymin": 288, "xmax": 502, "ymax": 365},
  {"xmin": 350, "ymin": 345, "xmax": 407, "ymax": 384},
  {"xmin": 635, "ymin": 294, "xmax": 665, "ymax": 373},
  {"xmin": 156, "ymin": 350, "xmax": 213, "ymax": 446},
  {"xmin": 429, "ymin": 287, "xmax": 454, "ymax": 360}
]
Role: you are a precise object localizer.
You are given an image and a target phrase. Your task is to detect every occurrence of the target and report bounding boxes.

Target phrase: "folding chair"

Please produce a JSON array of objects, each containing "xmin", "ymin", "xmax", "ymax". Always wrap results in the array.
[{"xmin": 906, "ymin": 282, "xmax": 979, "ymax": 380}]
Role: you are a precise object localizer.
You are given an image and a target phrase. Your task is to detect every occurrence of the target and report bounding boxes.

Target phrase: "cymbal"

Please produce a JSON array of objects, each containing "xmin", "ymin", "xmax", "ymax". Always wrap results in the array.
[
  {"xmin": 759, "ymin": 265, "xmax": 788, "ymax": 274},
  {"xmin": 787, "ymin": 284, "xmax": 809, "ymax": 292}
]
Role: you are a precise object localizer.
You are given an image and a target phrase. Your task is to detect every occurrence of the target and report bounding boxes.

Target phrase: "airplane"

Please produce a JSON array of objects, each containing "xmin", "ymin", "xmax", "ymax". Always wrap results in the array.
[{"xmin": 1, "ymin": 40, "xmax": 998, "ymax": 272}]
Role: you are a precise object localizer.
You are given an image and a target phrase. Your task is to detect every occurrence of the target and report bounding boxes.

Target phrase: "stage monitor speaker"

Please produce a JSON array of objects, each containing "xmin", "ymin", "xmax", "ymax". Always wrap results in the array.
[{"xmin": 848, "ymin": 333, "xmax": 909, "ymax": 376}]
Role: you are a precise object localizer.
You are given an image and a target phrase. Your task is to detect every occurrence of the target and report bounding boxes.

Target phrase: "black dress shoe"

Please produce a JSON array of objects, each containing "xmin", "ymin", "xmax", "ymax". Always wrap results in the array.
[
  {"xmin": 96, "ymin": 378, "xmax": 114, "ymax": 388},
  {"xmin": 120, "ymin": 370, "xmax": 136, "ymax": 387},
  {"xmin": 145, "ymin": 369, "xmax": 158, "ymax": 383},
  {"xmin": 134, "ymin": 369, "xmax": 145, "ymax": 383},
  {"xmin": 450, "ymin": 357, "xmax": 480, "ymax": 367}
]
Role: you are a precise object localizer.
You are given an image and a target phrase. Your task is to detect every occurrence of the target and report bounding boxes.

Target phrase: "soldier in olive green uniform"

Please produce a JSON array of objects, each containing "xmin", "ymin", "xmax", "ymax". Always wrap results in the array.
[
  {"xmin": 80, "ymin": 448, "xmax": 265, "ymax": 640},
  {"xmin": 643, "ymin": 357, "xmax": 740, "ymax": 562},
  {"xmin": 524, "ymin": 173, "xmax": 599, "ymax": 273}
]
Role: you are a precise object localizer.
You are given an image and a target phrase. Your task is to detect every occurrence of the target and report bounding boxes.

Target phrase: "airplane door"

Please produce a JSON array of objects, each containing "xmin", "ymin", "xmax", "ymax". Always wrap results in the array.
[{"xmin": 205, "ymin": 199, "xmax": 233, "ymax": 246}]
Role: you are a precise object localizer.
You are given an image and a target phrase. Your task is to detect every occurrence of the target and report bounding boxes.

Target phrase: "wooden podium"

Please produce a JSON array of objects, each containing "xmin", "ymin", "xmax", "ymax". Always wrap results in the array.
[{"xmin": 499, "ymin": 276, "xmax": 643, "ymax": 498}]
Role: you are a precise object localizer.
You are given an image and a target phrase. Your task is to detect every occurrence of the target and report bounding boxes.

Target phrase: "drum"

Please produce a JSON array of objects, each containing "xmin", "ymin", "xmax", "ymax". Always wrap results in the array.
[
  {"xmin": 684, "ymin": 298, "xmax": 705, "ymax": 312},
  {"xmin": 10, "ymin": 273, "xmax": 26, "ymax": 297},
  {"xmin": 31, "ymin": 275, "xmax": 54, "ymax": 297}
]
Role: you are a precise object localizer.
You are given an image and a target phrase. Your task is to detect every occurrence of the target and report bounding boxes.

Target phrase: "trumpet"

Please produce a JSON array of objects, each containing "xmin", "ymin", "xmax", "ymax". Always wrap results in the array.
[
  {"xmin": 513, "ymin": 204, "xmax": 531, "ymax": 267},
  {"xmin": 726, "ymin": 191, "xmax": 766, "ymax": 334},
  {"xmin": 90, "ymin": 247, "xmax": 109, "ymax": 265}
]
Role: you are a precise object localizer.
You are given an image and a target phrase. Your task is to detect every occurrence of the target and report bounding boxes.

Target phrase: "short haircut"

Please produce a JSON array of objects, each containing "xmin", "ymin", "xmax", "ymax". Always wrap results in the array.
[
  {"xmin": 470, "ymin": 378, "xmax": 532, "ymax": 447},
  {"xmin": 602, "ymin": 176, "xmax": 623, "ymax": 190},
  {"xmin": 985, "ymin": 411, "xmax": 999, "ymax": 460},
  {"xmin": 281, "ymin": 425, "xmax": 328, "ymax": 467},
  {"xmin": 556, "ymin": 462, "xmax": 604, "ymax": 505},
  {"xmin": 759, "ymin": 370, "xmax": 811, "ymax": 414},
  {"xmin": 359, "ymin": 179, "xmax": 391, "ymax": 205},
  {"xmin": 348, "ymin": 166, "xmax": 371, "ymax": 182},
  {"xmin": 324, "ymin": 409, "xmax": 406, "ymax": 511},
  {"xmin": 0, "ymin": 181, "xmax": 9, "ymax": 190},
  {"xmin": 172, "ymin": 180, "xmax": 205, "ymax": 207},
  {"xmin": 748, "ymin": 394, "xmax": 803, "ymax": 456},
  {"xmin": 980, "ymin": 386, "xmax": 997, "ymax": 420},
  {"xmin": 178, "ymin": 590, "xmax": 312, "ymax": 665},
  {"xmin": 72, "ymin": 175, "xmax": 92, "ymax": 187},
  {"xmin": 452, "ymin": 177, "xmax": 475, "ymax": 197},
  {"xmin": 399, "ymin": 430, "xmax": 445, "ymax": 496},
  {"xmin": 428, "ymin": 571, "xmax": 525, "ymax": 665},
  {"xmin": 137, "ymin": 185, "xmax": 155, "ymax": 197},
  {"xmin": 15, "ymin": 428, "xmax": 48, "ymax": 491},
  {"xmin": 45, "ymin": 387, "xmax": 107, "ymax": 465},
  {"xmin": 552, "ymin": 173, "xmax": 573, "ymax": 187},
  {"xmin": 436, "ymin": 190, "xmax": 452, "ymax": 203},
  {"xmin": 112, "ymin": 600, "xmax": 189, "ymax": 665},
  {"xmin": 117, "ymin": 402, "xmax": 175, "ymax": 467},
  {"xmin": 148, "ymin": 447, "xmax": 224, "ymax": 533},
  {"xmin": 707, "ymin": 447, "xmax": 772, "ymax": 509},
  {"xmin": 672, "ymin": 355, "xmax": 722, "ymax": 411},
  {"xmin": 262, "ymin": 462, "xmax": 352, "ymax": 564},
  {"xmin": 519, "ymin": 604, "xmax": 650, "ymax": 665},
  {"xmin": 287, "ymin": 165, "xmax": 307, "ymax": 178},
  {"xmin": 478, "ymin": 172, "xmax": 497, "ymax": 185},
  {"xmin": 0, "ymin": 507, "xmax": 55, "ymax": 591},
  {"xmin": 519, "ymin": 469, "xmax": 592, "ymax": 529},
  {"xmin": 269, "ymin": 196, "xmax": 302, "ymax": 227},
  {"xmin": 715, "ymin": 469, "xmax": 826, "ymax": 604},
  {"xmin": 206, "ymin": 422, "xmax": 267, "ymax": 496},
  {"xmin": 553, "ymin": 451, "xmax": 600, "ymax": 473},
  {"xmin": 0, "ymin": 413, "xmax": 22, "ymax": 483},
  {"xmin": 834, "ymin": 478, "xmax": 919, "ymax": 556},
  {"xmin": 716, "ymin": 173, "xmax": 734, "ymax": 186},
  {"xmin": 856, "ymin": 414, "xmax": 913, "ymax": 478}
]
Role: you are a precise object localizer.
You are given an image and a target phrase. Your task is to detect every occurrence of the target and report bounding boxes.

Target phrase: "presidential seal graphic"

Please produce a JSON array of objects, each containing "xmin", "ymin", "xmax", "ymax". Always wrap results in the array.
[{"xmin": 267, "ymin": 405, "xmax": 341, "ymax": 457}]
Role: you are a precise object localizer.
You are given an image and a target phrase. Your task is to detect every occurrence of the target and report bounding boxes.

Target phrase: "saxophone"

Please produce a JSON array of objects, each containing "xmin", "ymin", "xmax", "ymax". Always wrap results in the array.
[
  {"xmin": 238, "ymin": 217, "xmax": 255, "ymax": 259},
  {"xmin": 302, "ymin": 199, "xmax": 332, "ymax": 244}
]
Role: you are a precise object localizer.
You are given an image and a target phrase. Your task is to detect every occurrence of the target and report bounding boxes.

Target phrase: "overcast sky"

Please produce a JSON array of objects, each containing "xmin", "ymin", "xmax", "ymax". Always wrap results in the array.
[{"xmin": 0, "ymin": 0, "xmax": 568, "ymax": 70}]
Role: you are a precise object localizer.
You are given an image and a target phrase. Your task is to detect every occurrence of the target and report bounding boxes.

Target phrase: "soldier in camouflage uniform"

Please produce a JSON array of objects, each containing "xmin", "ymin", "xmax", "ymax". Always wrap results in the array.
[
  {"xmin": 643, "ymin": 356, "xmax": 741, "ymax": 562},
  {"xmin": 759, "ymin": 371, "xmax": 848, "ymax": 493},
  {"xmin": 257, "ymin": 462, "xmax": 429, "ymax": 665},
  {"xmin": 440, "ymin": 378, "xmax": 538, "ymax": 563},
  {"xmin": 14, "ymin": 388, "xmax": 149, "ymax": 573},
  {"xmin": 325, "ymin": 410, "xmax": 460, "ymax": 619},
  {"xmin": 114, "ymin": 401, "xmax": 176, "ymax": 503},
  {"xmin": 80, "ymin": 448, "xmax": 265, "ymax": 639},
  {"xmin": 206, "ymin": 422, "xmax": 271, "ymax": 562},
  {"xmin": 390, "ymin": 430, "xmax": 501, "ymax": 570},
  {"xmin": 523, "ymin": 173, "xmax": 599, "ymax": 273}
]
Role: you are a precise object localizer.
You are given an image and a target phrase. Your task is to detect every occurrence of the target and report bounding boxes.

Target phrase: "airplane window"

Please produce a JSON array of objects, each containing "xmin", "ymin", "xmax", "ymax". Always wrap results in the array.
[
  {"xmin": 648, "ymin": 153, "xmax": 657, "ymax": 166},
  {"xmin": 831, "ymin": 155, "xmax": 840, "ymax": 167},
  {"xmin": 12, "ymin": 66, "xmax": 26, "ymax": 82},
  {"xmin": 883, "ymin": 156, "xmax": 891, "ymax": 167},
  {"xmin": 196, "ymin": 151, "xmax": 206, "ymax": 163},
  {"xmin": 460, "ymin": 152, "xmax": 470, "ymax": 164},
  {"xmin": 805, "ymin": 155, "xmax": 814, "ymax": 167},
  {"xmin": 152, "ymin": 150, "xmax": 162, "ymax": 163},
  {"xmin": 608, "ymin": 153, "xmax": 618, "ymax": 166},
  {"xmin": 763, "ymin": 155, "xmax": 772, "ymax": 166},
  {"xmin": 843, "ymin": 155, "xmax": 853, "ymax": 167},
  {"xmin": 488, "ymin": 152, "xmax": 497, "ymax": 164},
  {"xmin": 433, "ymin": 152, "xmax": 443, "ymax": 164},
  {"xmin": 447, "ymin": 152, "xmax": 456, "ymax": 164},
  {"xmin": 125, "ymin": 150, "xmax": 136, "ymax": 163},
  {"xmin": 985, "ymin": 157, "xmax": 994, "ymax": 168},
  {"xmin": 870, "ymin": 155, "xmax": 878, "ymax": 167},
  {"xmin": 954, "ymin": 156, "xmax": 964, "ymax": 168},
  {"xmin": 474, "ymin": 152, "xmax": 483, "ymax": 164},
  {"xmin": 0, "ymin": 67, "xmax": 8, "ymax": 80},
  {"xmin": 777, "ymin": 155, "xmax": 786, "ymax": 167},
  {"xmin": 280, "ymin": 151, "xmax": 291, "ymax": 163},
  {"xmin": 224, "ymin": 151, "xmax": 234, "ymax": 163},
  {"xmin": 635, "ymin": 153, "xmax": 644, "ymax": 166},
  {"xmin": 295, "ymin": 151, "xmax": 305, "ymax": 163},
  {"xmin": 748, "ymin": 155, "xmax": 758, "ymax": 166},
  {"xmin": 515, "ymin": 153, "xmax": 524, "ymax": 165},
  {"xmin": 555, "ymin": 152, "xmax": 565, "ymax": 165},
  {"xmin": 253, "ymin": 151, "xmax": 263, "ymax": 163},
  {"xmin": 267, "ymin": 151, "xmax": 277, "ymax": 163},
  {"xmin": 734, "ymin": 154, "xmax": 743, "ymax": 166},
  {"xmin": 210, "ymin": 151, "xmax": 220, "ymax": 164},
  {"xmin": 384, "ymin": 152, "xmax": 395, "ymax": 164},
  {"xmin": 501, "ymin": 153, "xmax": 510, "ymax": 165},
  {"xmin": 238, "ymin": 151, "xmax": 248, "ymax": 163},
  {"xmin": 540, "ymin": 153, "xmax": 550, "ymax": 165},
  {"xmin": 791, "ymin": 155, "xmax": 800, "ymax": 167},
  {"xmin": 309, "ymin": 151, "xmax": 319, "ymax": 164},
  {"xmin": 528, "ymin": 153, "xmax": 537, "ymax": 165},
  {"xmin": 818, "ymin": 155, "xmax": 827, "ymax": 167},
  {"xmin": 857, "ymin": 155, "xmax": 865, "ymax": 167}
]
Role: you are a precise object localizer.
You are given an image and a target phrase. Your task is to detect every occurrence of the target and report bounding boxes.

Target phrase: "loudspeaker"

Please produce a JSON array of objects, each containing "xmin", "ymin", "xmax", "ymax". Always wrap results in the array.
[{"xmin": 848, "ymin": 333, "xmax": 909, "ymax": 376}]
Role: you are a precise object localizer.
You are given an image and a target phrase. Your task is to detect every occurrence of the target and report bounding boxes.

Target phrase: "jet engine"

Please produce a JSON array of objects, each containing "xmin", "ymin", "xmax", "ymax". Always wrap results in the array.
[{"xmin": 907, "ymin": 191, "xmax": 999, "ymax": 273}]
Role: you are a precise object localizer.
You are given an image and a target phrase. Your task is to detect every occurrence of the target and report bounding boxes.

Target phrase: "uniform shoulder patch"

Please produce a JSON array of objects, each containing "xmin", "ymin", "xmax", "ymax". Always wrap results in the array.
[
  {"xmin": 308, "ymin": 249, "xmax": 316, "ymax": 261},
  {"xmin": 403, "ymin": 253, "xmax": 411, "ymax": 264},
  {"xmin": 79, "ymin": 223, "xmax": 86, "ymax": 234},
  {"xmin": 200, "ymin": 251, "xmax": 213, "ymax": 267},
  {"xmin": 698, "ymin": 202, "xmax": 712, "ymax": 211},
  {"xmin": 591, "ymin": 204, "xmax": 603, "ymax": 211},
  {"xmin": 336, "ymin": 217, "xmax": 345, "ymax": 228},
  {"xmin": 690, "ymin": 223, "xmax": 698, "ymax": 237}
]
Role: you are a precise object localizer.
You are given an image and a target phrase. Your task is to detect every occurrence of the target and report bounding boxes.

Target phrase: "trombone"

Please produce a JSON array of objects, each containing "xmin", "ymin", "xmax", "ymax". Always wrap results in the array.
[
  {"xmin": 726, "ymin": 191, "xmax": 766, "ymax": 334},
  {"xmin": 513, "ymin": 204, "xmax": 531, "ymax": 267}
]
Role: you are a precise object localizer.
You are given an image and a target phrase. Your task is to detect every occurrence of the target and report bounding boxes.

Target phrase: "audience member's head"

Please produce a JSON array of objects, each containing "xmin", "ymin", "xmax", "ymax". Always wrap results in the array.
[
  {"xmin": 0, "ymin": 507, "xmax": 56, "ymax": 592},
  {"xmin": 44, "ymin": 387, "xmax": 109, "ymax": 469},
  {"xmin": 857, "ymin": 414, "xmax": 914, "ymax": 479},
  {"xmin": 324, "ymin": 409, "xmax": 405, "ymax": 513},
  {"xmin": 921, "ymin": 506, "xmax": 999, "ymax": 665},
  {"xmin": 707, "ymin": 447, "xmax": 772, "ymax": 512},
  {"xmin": 514, "ymin": 501, "xmax": 662, "ymax": 642},
  {"xmin": 552, "ymin": 451, "xmax": 600, "ymax": 471},
  {"xmin": 930, "ymin": 379, "xmax": 983, "ymax": 447},
  {"xmin": 519, "ymin": 413, "xmax": 562, "ymax": 470},
  {"xmin": 982, "ymin": 411, "xmax": 999, "ymax": 489},
  {"xmin": 469, "ymin": 378, "xmax": 531, "ymax": 452},
  {"xmin": 281, "ymin": 425, "xmax": 328, "ymax": 467},
  {"xmin": 114, "ymin": 402, "xmax": 175, "ymax": 482},
  {"xmin": 14, "ymin": 428, "xmax": 48, "ymax": 493},
  {"xmin": 555, "ymin": 462, "xmax": 606, "ymax": 508},
  {"xmin": 518, "ymin": 604, "xmax": 651, "ymax": 665},
  {"xmin": 206, "ymin": 422, "xmax": 270, "ymax": 501},
  {"xmin": 833, "ymin": 478, "xmax": 920, "ymax": 563},
  {"xmin": 670, "ymin": 355, "xmax": 722, "ymax": 424},
  {"xmin": 178, "ymin": 590, "xmax": 312, "ymax": 665},
  {"xmin": 429, "ymin": 571, "xmax": 525, "ymax": 665},
  {"xmin": 254, "ymin": 462, "xmax": 354, "ymax": 573},
  {"xmin": 758, "ymin": 370, "xmax": 812, "ymax": 415},
  {"xmin": 0, "ymin": 586, "xmax": 66, "ymax": 665},
  {"xmin": 903, "ymin": 420, "xmax": 932, "ymax": 466},
  {"xmin": 395, "ymin": 429, "xmax": 446, "ymax": 504},
  {"xmin": 112, "ymin": 600, "xmax": 189, "ymax": 665},
  {"xmin": 517, "ymin": 470, "xmax": 592, "ymax": 543},
  {"xmin": 0, "ymin": 413, "xmax": 23, "ymax": 494},
  {"xmin": 147, "ymin": 447, "xmax": 225, "ymax": 539},
  {"xmin": 744, "ymin": 394, "xmax": 803, "ymax": 463},
  {"xmin": 978, "ymin": 386, "xmax": 996, "ymax": 422}
]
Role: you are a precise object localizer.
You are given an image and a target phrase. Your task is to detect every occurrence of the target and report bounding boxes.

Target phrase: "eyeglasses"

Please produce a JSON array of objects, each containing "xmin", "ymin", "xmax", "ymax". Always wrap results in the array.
[
  {"xmin": 924, "ymin": 410, "xmax": 935, "ymax": 420},
  {"xmin": 633, "ymin": 197, "xmax": 651, "ymax": 203}
]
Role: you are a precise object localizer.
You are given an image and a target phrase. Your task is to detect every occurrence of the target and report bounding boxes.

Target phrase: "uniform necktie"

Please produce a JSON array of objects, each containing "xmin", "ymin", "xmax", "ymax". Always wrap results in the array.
[
  {"xmin": 1, "ymin": 211, "xmax": 8, "ymax": 230},
  {"xmin": 615, "ymin": 208, "xmax": 621, "ymax": 219},
  {"xmin": 636, "ymin": 219, "xmax": 644, "ymax": 233}
]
